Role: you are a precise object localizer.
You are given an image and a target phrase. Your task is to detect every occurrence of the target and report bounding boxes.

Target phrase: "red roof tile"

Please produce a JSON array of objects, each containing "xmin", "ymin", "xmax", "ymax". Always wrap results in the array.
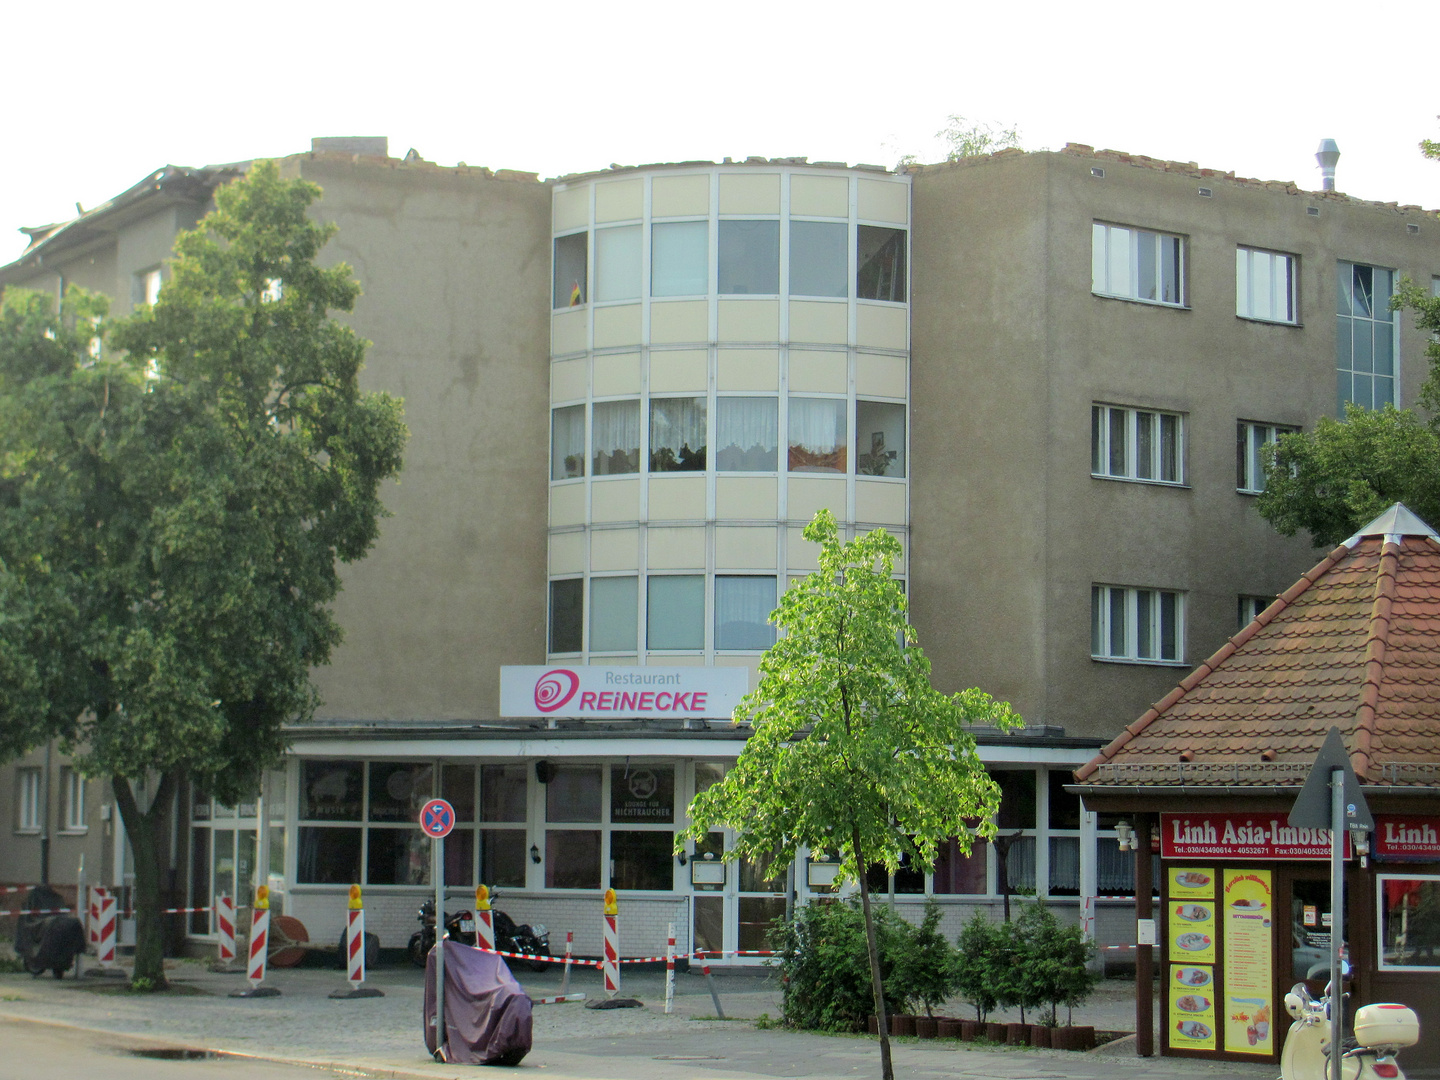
[{"xmin": 1076, "ymin": 508, "xmax": 1440, "ymax": 788}]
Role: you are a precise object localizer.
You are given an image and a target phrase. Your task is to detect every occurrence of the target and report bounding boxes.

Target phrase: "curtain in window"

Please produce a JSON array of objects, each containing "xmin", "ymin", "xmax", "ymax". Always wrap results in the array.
[
  {"xmin": 595, "ymin": 225, "xmax": 641, "ymax": 302},
  {"xmin": 788, "ymin": 398, "xmax": 847, "ymax": 472},
  {"xmin": 1004, "ymin": 836, "xmax": 1036, "ymax": 892},
  {"xmin": 647, "ymin": 575, "xmax": 704, "ymax": 649},
  {"xmin": 715, "ymin": 576, "xmax": 776, "ymax": 650},
  {"xmin": 650, "ymin": 397, "xmax": 706, "ymax": 471},
  {"xmin": 552, "ymin": 407, "xmax": 586, "ymax": 480},
  {"xmin": 1097, "ymin": 838, "xmax": 1136, "ymax": 896},
  {"xmin": 592, "ymin": 400, "xmax": 640, "ymax": 475},
  {"xmin": 716, "ymin": 397, "xmax": 777, "ymax": 471},
  {"xmin": 1049, "ymin": 836, "xmax": 1081, "ymax": 893}
]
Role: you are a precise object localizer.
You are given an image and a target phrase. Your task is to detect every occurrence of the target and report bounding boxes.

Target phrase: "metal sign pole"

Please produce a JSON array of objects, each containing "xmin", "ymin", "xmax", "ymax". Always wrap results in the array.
[
  {"xmin": 434, "ymin": 834, "xmax": 445, "ymax": 1061},
  {"xmin": 1330, "ymin": 770, "xmax": 1343, "ymax": 1080}
]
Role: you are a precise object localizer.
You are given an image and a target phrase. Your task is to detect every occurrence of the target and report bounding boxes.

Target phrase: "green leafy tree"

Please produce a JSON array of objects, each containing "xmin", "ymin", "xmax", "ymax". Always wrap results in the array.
[
  {"xmin": 1258, "ymin": 134, "xmax": 1440, "ymax": 546},
  {"xmin": 889, "ymin": 898, "xmax": 956, "ymax": 1018},
  {"xmin": 952, "ymin": 910, "xmax": 1003, "ymax": 1022},
  {"xmin": 681, "ymin": 509, "xmax": 1019, "ymax": 1080},
  {"xmin": 937, "ymin": 115, "xmax": 1022, "ymax": 161},
  {"xmin": 1013, "ymin": 901, "xmax": 1099, "ymax": 1026},
  {"xmin": 0, "ymin": 161, "xmax": 407, "ymax": 988}
]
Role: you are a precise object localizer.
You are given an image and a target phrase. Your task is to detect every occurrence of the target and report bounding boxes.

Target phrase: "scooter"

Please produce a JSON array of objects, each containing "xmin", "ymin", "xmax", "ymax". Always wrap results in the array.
[
  {"xmin": 408, "ymin": 898, "xmax": 550, "ymax": 971},
  {"xmin": 1281, "ymin": 980, "xmax": 1419, "ymax": 1080},
  {"xmin": 13, "ymin": 885, "xmax": 85, "ymax": 979}
]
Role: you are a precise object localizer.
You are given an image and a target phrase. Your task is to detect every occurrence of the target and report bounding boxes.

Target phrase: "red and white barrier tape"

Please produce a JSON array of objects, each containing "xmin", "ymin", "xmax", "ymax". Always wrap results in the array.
[{"xmin": 1, "ymin": 907, "xmax": 74, "ymax": 917}]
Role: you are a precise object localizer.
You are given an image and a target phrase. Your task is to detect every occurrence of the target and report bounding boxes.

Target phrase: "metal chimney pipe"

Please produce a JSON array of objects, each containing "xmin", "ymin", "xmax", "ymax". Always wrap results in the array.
[{"xmin": 1316, "ymin": 139, "xmax": 1340, "ymax": 192}]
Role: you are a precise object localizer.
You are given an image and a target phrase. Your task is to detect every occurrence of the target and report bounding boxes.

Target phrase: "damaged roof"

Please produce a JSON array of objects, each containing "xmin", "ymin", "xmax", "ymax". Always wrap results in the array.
[{"xmin": 1075, "ymin": 503, "xmax": 1440, "ymax": 789}]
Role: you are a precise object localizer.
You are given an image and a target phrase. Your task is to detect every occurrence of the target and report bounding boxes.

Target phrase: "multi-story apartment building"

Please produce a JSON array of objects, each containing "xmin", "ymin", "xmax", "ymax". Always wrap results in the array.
[{"xmin": 2, "ymin": 138, "xmax": 1435, "ymax": 961}]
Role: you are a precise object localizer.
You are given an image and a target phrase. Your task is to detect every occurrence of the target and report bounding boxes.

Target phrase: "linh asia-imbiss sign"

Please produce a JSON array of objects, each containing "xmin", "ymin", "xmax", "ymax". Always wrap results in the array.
[
  {"xmin": 499, "ymin": 665, "xmax": 747, "ymax": 719},
  {"xmin": 1161, "ymin": 811, "xmax": 1352, "ymax": 860}
]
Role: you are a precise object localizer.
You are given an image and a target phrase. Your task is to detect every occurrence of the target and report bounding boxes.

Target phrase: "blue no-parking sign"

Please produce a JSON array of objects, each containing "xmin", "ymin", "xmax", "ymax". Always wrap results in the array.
[{"xmin": 419, "ymin": 798, "xmax": 455, "ymax": 839}]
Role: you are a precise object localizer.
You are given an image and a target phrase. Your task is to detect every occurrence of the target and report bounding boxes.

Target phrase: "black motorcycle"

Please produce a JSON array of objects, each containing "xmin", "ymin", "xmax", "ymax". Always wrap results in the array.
[
  {"xmin": 13, "ymin": 885, "xmax": 85, "ymax": 979},
  {"xmin": 408, "ymin": 898, "xmax": 550, "ymax": 971}
]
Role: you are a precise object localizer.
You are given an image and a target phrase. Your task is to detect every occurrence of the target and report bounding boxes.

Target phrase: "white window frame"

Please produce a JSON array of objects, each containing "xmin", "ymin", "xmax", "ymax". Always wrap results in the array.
[
  {"xmin": 1092, "ymin": 585, "xmax": 1185, "ymax": 664},
  {"xmin": 1336, "ymin": 261, "xmax": 1398, "ymax": 413},
  {"xmin": 17, "ymin": 767, "xmax": 41, "ymax": 832},
  {"xmin": 1092, "ymin": 222, "xmax": 1185, "ymax": 307},
  {"xmin": 1237, "ymin": 420, "xmax": 1296, "ymax": 494},
  {"xmin": 1091, "ymin": 404, "xmax": 1185, "ymax": 485},
  {"xmin": 1377, "ymin": 874, "xmax": 1440, "ymax": 971},
  {"xmin": 1236, "ymin": 247, "xmax": 1298, "ymax": 324},
  {"xmin": 138, "ymin": 267, "xmax": 163, "ymax": 307},
  {"xmin": 61, "ymin": 767, "xmax": 86, "ymax": 832},
  {"xmin": 1238, "ymin": 594, "xmax": 1272, "ymax": 628}
]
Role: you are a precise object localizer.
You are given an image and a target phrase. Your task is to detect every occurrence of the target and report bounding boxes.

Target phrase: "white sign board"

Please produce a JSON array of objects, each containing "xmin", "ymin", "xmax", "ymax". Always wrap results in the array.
[{"xmin": 500, "ymin": 666, "xmax": 748, "ymax": 719}]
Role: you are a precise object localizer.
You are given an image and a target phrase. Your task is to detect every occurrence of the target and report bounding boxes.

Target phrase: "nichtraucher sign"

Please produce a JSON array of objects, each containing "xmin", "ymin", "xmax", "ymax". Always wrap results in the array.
[{"xmin": 499, "ymin": 665, "xmax": 748, "ymax": 719}]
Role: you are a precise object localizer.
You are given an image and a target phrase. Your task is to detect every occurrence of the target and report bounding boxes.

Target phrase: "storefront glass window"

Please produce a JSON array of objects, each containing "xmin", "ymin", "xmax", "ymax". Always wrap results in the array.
[
  {"xmin": 611, "ymin": 831, "xmax": 675, "ymax": 890},
  {"xmin": 1378, "ymin": 875, "xmax": 1440, "ymax": 970},
  {"xmin": 300, "ymin": 760, "xmax": 363, "ymax": 820},
  {"xmin": 545, "ymin": 765, "xmax": 602, "ymax": 822},
  {"xmin": 545, "ymin": 830, "xmax": 601, "ymax": 889},
  {"xmin": 367, "ymin": 762, "xmax": 433, "ymax": 822}
]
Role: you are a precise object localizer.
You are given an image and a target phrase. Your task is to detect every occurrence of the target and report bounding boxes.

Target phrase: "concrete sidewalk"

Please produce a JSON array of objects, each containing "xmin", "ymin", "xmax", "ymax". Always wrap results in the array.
[{"xmin": 0, "ymin": 958, "xmax": 1274, "ymax": 1080}]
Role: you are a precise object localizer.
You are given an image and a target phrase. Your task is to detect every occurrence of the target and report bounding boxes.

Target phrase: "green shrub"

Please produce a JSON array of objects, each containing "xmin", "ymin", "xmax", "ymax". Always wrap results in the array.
[
  {"xmin": 1013, "ymin": 901, "xmax": 1099, "ymax": 1026},
  {"xmin": 889, "ymin": 899, "xmax": 956, "ymax": 1017},
  {"xmin": 952, "ymin": 910, "xmax": 1004, "ymax": 1021},
  {"xmin": 770, "ymin": 898, "xmax": 911, "ymax": 1032}
]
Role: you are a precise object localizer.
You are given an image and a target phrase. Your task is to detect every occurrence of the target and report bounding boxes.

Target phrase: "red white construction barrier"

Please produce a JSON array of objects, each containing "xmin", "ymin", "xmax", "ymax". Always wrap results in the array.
[
  {"xmin": 530, "ymin": 992, "xmax": 587, "ymax": 1005},
  {"xmin": 3, "ymin": 907, "xmax": 73, "ymax": 917},
  {"xmin": 664, "ymin": 923, "xmax": 676, "ymax": 1015},
  {"xmin": 96, "ymin": 894, "xmax": 118, "ymax": 970},
  {"xmin": 602, "ymin": 889, "xmax": 619, "ymax": 998},
  {"xmin": 246, "ymin": 894, "xmax": 270, "ymax": 988},
  {"xmin": 88, "ymin": 887, "xmax": 107, "ymax": 949},
  {"xmin": 475, "ymin": 885, "xmax": 495, "ymax": 951},
  {"xmin": 216, "ymin": 895, "xmax": 236, "ymax": 963}
]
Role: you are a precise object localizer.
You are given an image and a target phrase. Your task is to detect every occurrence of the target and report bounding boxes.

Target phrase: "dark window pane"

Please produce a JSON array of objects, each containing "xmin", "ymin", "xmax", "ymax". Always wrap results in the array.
[
  {"xmin": 1048, "ymin": 771, "xmax": 1081, "ymax": 829},
  {"xmin": 932, "ymin": 837, "xmax": 987, "ymax": 895},
  {"xmin": 610, "ymin": 765, "xmax": 674, "ymax": 823},
  {"xmin": 545, "ymin": 830, "xmax": 601, "ymax": 889},
  {"xmin": 545, "ymin": 765, "xmax": 602, "ymax": 822},
  {"xmin": 857, "ymin": 226, "xmax": 906, "ymax": 301},
  {"xmin": 297, "ymin": 826, "xmax": 361, "ymax": 884},
  {"xmin": 718, "ymin": 220, "xmax": 779, "ymax": 295},
  {"xmin": 790, "ymin": 220, "xmax": 847, "ymax": 297},
  {"xmin": 480, "ymin": 829, "xmax": 527, "ymax": 888},
  {"xmin": 443, "ymin": 764, "xmax": 476, "ymax": 822},
  {"xmin": 299, "ymin": 761, "xmax": 363, "ymax": 821},
  {"xmin": 367, "ymin": 827, "xmax": 430, "ymax": 885},
  {"xmin": 993, "ymin": 770, "xmax": 1036, "ymax": 829},
  {"xmin": 611, "ymin": 830, "xmax": 675, "ymax": 890},
  {"xmin": 445, "ymin": 829, "xmax": 475, "ymax": 887},
  {"xmin": 481, "ymin": 764, "xmax": 528, "ymax": 822},
  {"xmin": 368, "ymin": 762, "xmax": 433, "ymax": 822},
  {"xmin": 550, "ymin": 579, "xmax": 583, "ymax": 653},
  {"xmin": 738, "ymin": 897, "xmax": 786, "ymax": 952},
  {"xmin": 553, "ymin": 233, "xmax": 586, "ymax": 308},
  {"xmin": 1049, "ymin": 836, "xmax": 1080, "ymax": 896}
]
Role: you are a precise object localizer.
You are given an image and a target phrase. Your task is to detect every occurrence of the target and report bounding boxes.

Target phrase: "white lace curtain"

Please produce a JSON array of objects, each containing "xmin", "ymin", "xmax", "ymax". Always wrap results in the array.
[{"xmin": 592, "ymin": 400, "xmax": 640, "ymax": 474}]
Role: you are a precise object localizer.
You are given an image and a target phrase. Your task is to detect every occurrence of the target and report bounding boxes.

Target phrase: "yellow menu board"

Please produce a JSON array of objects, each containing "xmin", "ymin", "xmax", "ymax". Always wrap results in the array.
[
  {"xmin": 1222, "ymin": 868, "xmax": 1274, "ymax": 1056},
  {"xmin": 1169, "ymin": 963, "xmax": 1217, "ymax": 1050},
  {"xmin": 1167, "ymin": 867, "xmax": 1216, "ymax": 966}
]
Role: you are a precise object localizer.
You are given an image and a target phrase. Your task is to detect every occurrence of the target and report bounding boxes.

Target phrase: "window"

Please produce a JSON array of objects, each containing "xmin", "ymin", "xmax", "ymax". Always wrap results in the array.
[
  {"xmin": 1237, "ymin": 247, "xmax": 1297, "ymax": 323},
  {"xmin": 1092, "ymin": 223, "xmax": 1184, "ymax": 306},
  {"xmin": 1337, "ymin": 262, "xmax": 1397, "ymax": 413},
  {"xmin": 790, "ymin": 221, "xmax": 847, "ymax": 298},
  {"xmin": 788, "ymin": 397, "xmax": 847, "ymax": 473},
  {"xmin": 1238, "ymin": 594, "xmax": 1271, "ymax": 627},
  {"xmin": 594, "ymin": 225, "xmax": 641, "ymax": 302},
  {"xmin": 718, "ymin": 220, "xmax": 779, "ymax": 295},
  {"xmin": 17, "ymin": 767, "xmax": 41, "ymax": 831},
  {"xmin": 260, "ymin": 278, "xmax": 283, "ymax": 303},
  {"xmin": 591, "ymin": 399, "xmax": 640, "ymax": 476},
  {"xmin": 715, "ymin": 576, "xmax": 777, "ymax": 650},
  {"xmin": 137, "ymin": 267, "xmax": 163, "ymax": 306},
  {"xmin": 549, "ymin": 578, "xmax": 583, "ymax": 653},
  {"xmin": 551, "ymin": 405, "xmax": 585, "ymax": 480},
  {"xmin": 857, "ymin": 226, "xmax": 906, "ymax": 302},
  {"xmin": 652, "ymin": 221, "xmax": 708, "ymax": 296},
  {"xmin": 61, "ymin": 767, "xmax": 86, "ymax": 832},
  {"xmin": 1236, "ymin": 421, "xmax": 1296, "ymax": 493},
  {"xmin": 649, "ymin": 397, "xmax": 706, "ymax": 472},
  {"xmin": 553, "ymin": 233, "xmax": 586, "ymax": 308},
  {"xmin": 716, "ymin": 397, "xmax": 778, "ymax": 471},
  {"xmin": 1091, "ymin": 404, "xmax": 1184, "ymax": 484},
  {"xmin": 1092, "ymin": 585, "xmax": 1184, "ymax": 663},
  {"xmin": 1378, "ymin": 876, "xmax": 1440, "ymax": 970},
  {"xmin": 545, "ymin": 765, "xmax": 601, "ymax": 890},
  {"xmin": 856, "ymin": 401, "xmax": 905, "ymax": 478},
  {"xmin": 647, "ymin": 575, "xmax": 704, "ymax": 650},
  {"xmin": 590, "ymin": 576, "xmax": 638, "ymax": 653}
]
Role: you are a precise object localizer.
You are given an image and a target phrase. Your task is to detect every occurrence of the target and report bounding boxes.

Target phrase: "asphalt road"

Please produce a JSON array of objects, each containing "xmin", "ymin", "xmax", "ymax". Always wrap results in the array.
[{"xmin": 0, "ymin": 1018, "xmax": 360, "ymax": 1080}]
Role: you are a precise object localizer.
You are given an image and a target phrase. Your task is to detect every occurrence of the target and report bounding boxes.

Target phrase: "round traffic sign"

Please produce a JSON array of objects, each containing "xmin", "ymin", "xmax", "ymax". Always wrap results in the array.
[{"xmin": 419, "ymin": 798, "xmax": 456, "ymax": 839}]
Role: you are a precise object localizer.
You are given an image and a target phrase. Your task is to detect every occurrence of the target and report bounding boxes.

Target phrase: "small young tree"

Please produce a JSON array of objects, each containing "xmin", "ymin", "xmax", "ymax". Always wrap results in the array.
[
  {"xmin": 0, "ymin": 162, "xmax": 407, "ymax": 988},
  {"xmin": 683, "ymin": 509, "xmax": 1020, "ymax": 1080},
  {"xmin": 952, "ymin": 910, "xmax": 1002, "ymax": 1022},
  {"xmin": 772, "ymin": 899, "xmax": 910, "ymax": 1032},
  {"xmin": 890, "ymin": 899, "xmax": 956, "ymax": 1018}
]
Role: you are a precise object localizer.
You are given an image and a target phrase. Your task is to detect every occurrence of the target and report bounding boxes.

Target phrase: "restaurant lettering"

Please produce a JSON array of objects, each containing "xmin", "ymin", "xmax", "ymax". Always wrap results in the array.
[
  {"xmin": 1374, "ymin": 814, "xmax": 1440, "ymax": 861},
  {"xmin": 499, "ymin": 665, "xmax": 746, "ymax": 719},
  {"xmin": 1160, "ymin": 812, "xmax": 1350, "ymax": 861}
]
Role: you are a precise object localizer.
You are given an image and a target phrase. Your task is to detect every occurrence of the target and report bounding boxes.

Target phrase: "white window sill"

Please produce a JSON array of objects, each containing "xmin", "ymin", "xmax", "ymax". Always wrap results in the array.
[
  {"xmin": 1236, "ymin": 314, "xmax": 1301, "ymax": 328},
  {"xmin": 59, "ymin": 827, "xmax": 89, "ymax": 836},
  {"xmin": 1091, "ymin": 291, "xmax": 1188, "ymax": 311},
  {"xmin": 1091, "ymin": 473, "xmax": 1190, "ymax": 489},
  {"xmin": 1236, "ymin": 487, "xmax": 1263, "ymax": 496},
  {"xmin": 1091, "ymin": 655, "xmax": 1189, "ymax": 668},
  {"xmin": 14, "ymin": 828, "xmax": 40, "ymax": 836}
]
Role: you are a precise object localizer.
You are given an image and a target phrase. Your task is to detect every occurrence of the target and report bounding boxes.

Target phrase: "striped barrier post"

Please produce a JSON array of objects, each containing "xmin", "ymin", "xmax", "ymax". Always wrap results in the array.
[
  {"xmin": 95, "ymin": 894, "xmax": 117, "ymax": 970},
  {"xmin": 602, "ymin": 888, "xmax": 619, "ymax": 999},
  {"xmin": 330, "ymin": 885, "xmax": 383, "ymax": 999},
  {"xmin": 664, "ymin": 923, "xmax": 676, "ymax": 1015},
  {"xmin": 559, "ymin": 930, "xmax": 574, "ymax": 996},
  {"xmin": 474, "ymin": 885, "xmax": 494, "ymax": 951},
  {"xmin": 699, "ymin": 951, "xmax": 726, "ymax": 1019},
  {"xmin": 216, "ymin": 894, "xmax": 236, "ymax": 964},
  {"xmin": 88, "ymin": 886, "xmax": 106, "ymax": 950},
  {"xmin": 230, "ymin": 885, "xmax": 280, "ymax": 998}
]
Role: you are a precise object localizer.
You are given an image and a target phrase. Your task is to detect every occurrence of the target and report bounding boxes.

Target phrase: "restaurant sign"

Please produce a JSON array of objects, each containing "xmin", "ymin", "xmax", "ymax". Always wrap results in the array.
[
  {"xmin": 1374, "ymin": 814, "xmax": 1440, "ymax": 862},
  {"xmin": 499, "ymin": 665, "xmax": 747, "ymax": 719},
  {"xmin": 1160, "ymin": 812, "xmax": 1351, "ymax": 861}
]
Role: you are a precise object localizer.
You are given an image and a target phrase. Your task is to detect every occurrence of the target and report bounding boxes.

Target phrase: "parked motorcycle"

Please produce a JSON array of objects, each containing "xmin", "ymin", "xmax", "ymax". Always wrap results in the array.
[
  {"xmin": 1282, "ymin": 980, "xmax": 1419, "ymax": 1080},
  {"xmin": 13, "ymin": 885, "xmax": 85, "ymax": 979},
  {"xmin": 407, "ymin": 898, "xmax": 550, "ymax": 971}
]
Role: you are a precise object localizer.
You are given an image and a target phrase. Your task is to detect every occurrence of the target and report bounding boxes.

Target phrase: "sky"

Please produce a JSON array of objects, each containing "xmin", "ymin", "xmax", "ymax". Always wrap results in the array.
[{"xmin": 3, "ymin": 0, "xmax": 1436, "ymax": 265}]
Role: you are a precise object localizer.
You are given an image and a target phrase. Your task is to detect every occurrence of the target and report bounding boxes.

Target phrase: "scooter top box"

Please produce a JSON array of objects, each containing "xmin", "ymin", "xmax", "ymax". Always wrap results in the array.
[{"xmin": 1354, "ymin": 1004, "xmax": 1420, "ymax": 1049}]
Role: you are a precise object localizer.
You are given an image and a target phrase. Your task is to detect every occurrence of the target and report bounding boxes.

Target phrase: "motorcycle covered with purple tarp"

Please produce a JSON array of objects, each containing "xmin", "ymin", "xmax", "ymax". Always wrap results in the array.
[{"xmin": 423, "ymin": 939, "xmax": 533, "ymax": 1065}]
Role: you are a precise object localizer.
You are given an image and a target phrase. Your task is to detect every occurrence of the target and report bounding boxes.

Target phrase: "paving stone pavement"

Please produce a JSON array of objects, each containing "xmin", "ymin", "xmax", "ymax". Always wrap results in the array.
[{"xmin": 0, "ymin": 956, "xmax": 1277, "ymax": 1080}]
